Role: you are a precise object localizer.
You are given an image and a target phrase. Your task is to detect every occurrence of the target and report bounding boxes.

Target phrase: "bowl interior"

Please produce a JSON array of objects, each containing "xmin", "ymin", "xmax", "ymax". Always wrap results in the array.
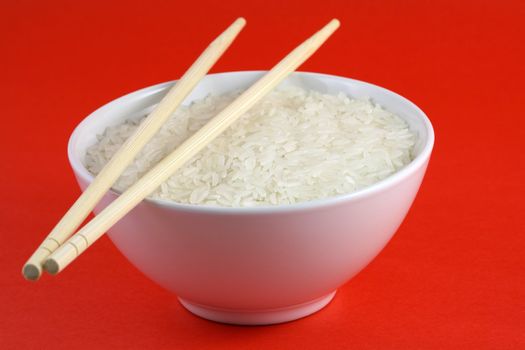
[{"xmin": 68, "ymin": 71, "xmax": 434, "ymax": 210}]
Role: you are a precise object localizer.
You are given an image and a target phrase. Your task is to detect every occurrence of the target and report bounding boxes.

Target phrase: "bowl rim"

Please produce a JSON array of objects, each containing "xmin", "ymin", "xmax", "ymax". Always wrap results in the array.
[{"xmin": 68, "ymin": 70, "xmax": 435, "ymax": 215}]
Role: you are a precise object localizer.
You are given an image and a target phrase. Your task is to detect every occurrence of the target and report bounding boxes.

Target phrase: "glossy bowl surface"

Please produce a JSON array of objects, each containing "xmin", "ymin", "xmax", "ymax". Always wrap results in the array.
[{"xmin": 68, "ymin": 71, "xmax": 434, "ymax": 325}]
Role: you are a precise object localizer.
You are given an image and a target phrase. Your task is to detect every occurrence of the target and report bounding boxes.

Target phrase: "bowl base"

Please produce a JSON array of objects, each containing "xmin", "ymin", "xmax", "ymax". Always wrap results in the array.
[{"xmin": 178, "ymin": 290, "xmax": 336, "ymax": 325}]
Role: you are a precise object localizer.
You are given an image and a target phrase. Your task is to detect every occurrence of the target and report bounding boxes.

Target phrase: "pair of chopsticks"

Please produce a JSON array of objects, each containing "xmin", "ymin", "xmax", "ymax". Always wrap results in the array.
[{"xmin": 23, "ymin": 17, "xmax": 340, "ymax": 281}]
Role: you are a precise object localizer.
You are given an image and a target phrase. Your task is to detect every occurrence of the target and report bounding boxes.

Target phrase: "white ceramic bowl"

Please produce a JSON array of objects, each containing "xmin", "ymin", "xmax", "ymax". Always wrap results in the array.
[{"xmin": 68, "ymin": 71, "xmax": 434, "ymax": 325}]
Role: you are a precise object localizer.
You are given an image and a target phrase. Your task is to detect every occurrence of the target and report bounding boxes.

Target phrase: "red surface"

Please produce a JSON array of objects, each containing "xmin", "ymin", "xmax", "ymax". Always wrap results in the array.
[{"xmin": 1, "ymin": 0, "xmax": 524, "ymax": 348}]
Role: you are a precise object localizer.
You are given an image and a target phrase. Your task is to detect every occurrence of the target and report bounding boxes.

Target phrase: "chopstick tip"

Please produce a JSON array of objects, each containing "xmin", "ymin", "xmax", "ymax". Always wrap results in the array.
[
  {"xmin": 329, "ymin": 18, "xmax": 341, "ymax": 29},
  {"xmin": 234, "ymin": 17, "xmax": 247, "ymax": 28},
  {"xmin": 22, "ymin": 263, "xmax": 41, "ymax": 281},
  {"xmin": 43, "ymin": 258, "xmax": 60, "ymax": 275}
]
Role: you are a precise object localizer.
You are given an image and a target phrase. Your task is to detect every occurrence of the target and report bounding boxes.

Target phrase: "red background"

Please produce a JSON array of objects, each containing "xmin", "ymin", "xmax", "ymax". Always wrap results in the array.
[{"xmin": 1, "ymin": 0, "xmax": 524, "ymax": 348}]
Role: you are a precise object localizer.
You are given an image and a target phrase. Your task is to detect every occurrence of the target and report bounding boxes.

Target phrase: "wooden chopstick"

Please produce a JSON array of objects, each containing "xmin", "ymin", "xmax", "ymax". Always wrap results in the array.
[
  {"xmin": 43, "ymin": 19, "xmax": 340, "ymax": 276},
  {"xmin": 22, "ymin": 18, "xmax": 246, "ymax": 281}
]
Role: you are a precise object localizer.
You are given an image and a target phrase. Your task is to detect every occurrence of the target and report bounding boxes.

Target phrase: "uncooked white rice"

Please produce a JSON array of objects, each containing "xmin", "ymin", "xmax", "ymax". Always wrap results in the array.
[{"xmin": 85, "ymin": 86, "xmax": 416, "ymax": 207}]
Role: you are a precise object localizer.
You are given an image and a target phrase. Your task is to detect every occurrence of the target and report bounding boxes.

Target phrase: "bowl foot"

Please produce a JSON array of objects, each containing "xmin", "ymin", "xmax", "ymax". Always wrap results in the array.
[{"xmin": 178, "ymin": 290, "xmax": 336, "ymax": 325}]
